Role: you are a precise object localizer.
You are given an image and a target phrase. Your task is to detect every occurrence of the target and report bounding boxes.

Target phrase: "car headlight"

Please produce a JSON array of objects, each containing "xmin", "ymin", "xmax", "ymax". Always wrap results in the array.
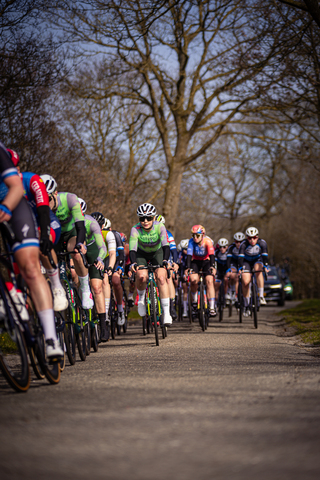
[
  {"xmin": 284, "ymin": 286, "xmax": 292, "ymax": 292},
  {"xmin": 270, "ymin": 284, "xmax": 282, "ymax": 289}
]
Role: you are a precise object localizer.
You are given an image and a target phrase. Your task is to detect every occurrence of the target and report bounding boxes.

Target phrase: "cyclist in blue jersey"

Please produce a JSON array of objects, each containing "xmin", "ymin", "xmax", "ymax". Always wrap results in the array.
[
  {"xmin": 8, "ymin": 151, "xmax": 67, "ymax": 312},
  {"xmin": 1, "ymin": 143, "xmax": 63, "ymax": 360},
  {"xmin": 238, "ymin": 226, "xmax": 270, "ymax": 316},
  {"xmin": 225, "ymin": 232, "xmax": 245, "ymax": 304},
  {"xmin": 177, "ymin": 239, "xmax": 189, "ymax": 317}
]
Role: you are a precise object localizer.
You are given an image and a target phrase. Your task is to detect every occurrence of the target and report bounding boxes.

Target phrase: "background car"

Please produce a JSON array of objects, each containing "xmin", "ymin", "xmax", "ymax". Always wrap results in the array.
[{"xmin": 264, "ymin": 266, "xmax": 285, "ymax": 306}]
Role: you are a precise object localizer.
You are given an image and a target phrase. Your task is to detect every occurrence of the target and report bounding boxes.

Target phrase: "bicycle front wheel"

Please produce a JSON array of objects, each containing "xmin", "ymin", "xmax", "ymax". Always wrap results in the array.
[
  {"xmin": 218, "ymin": 283, "xmax": 224, "ymax": 323},
  {"xmin": 199, "ymin": 283, "xmax": 205, "ymax": 331},
  {"xmin": 238, "ymin": 280, "xmax": 243, "ymax": 324},
  {"xmin": 150, "ymin": 282, "xmax": 159, "ymax": 346},
  {"xmin": 252, "ymin": 281, "xmax": 258, "ymax": 329}
]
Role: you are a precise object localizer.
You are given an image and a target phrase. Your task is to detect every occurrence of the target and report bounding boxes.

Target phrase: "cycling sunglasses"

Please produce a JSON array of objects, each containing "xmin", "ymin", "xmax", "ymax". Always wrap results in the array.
[
  {"xmin": 193, "ymin": 233, "xmax": 202, "ymax": 238},
  {"xmin": 247, "ymin": 236, "xmax": 258, "ymax": 240},
  {"xmin": 140, "ymin": 216, "xmax": 154, "ymax": 222}
]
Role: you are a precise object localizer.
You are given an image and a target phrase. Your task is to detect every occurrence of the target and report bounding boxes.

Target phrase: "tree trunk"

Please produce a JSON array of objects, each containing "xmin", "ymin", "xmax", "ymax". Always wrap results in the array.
[{"xmin": 162, "ymin": 161, "xmax": 185, "ymax": 235}]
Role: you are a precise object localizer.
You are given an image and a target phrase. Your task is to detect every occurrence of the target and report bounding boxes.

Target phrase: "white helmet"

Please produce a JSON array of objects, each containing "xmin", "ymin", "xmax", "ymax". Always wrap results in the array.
[
  {"xmin": 156, "ymin": 214, "xmax": 165, "ymax": 224},
  {"xmin": 78, "ymin": 197, "xmax": 87, "ymax": 214},
  {"xmin": 245, "ymin": 226, "xmax": 259, "ymax": 237},
  {"xmin": 180, "ymin": 239, "xmax": 189, "ymax": 250},
  {"xmin": 104, "ymin": 218, "xmax": 111, "ymax": 229},
  {"xmin": 41, "ymin": 174, "xmax": 57, "ymax": 194},
  {"xmin": 137, "ymin": 203, "xmax": 157, "ymax": 217},
  {"xmin": 218, "ymin": 238, "xmax": 229, "ymax": 247},
  {"xmin": 234, "ymin": 232, "xmax": 245, "ymax": 242}
]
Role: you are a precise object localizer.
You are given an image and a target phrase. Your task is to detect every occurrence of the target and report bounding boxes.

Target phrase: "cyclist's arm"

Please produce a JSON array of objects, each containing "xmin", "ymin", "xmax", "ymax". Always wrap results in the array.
[
  {"xmin": 67, "ymin": 193, "xmax": 86, "ymax": 245},
  {"xmin": 105, "ymin": 230, "xmax": 116, "ymax": 269},
  {"xmin": 238, "ymin": 242, "xmax": 245, "ymax": 269},
  {"xmin": 114, "ymin": 231, "xmax": 125, "ymax": 266},
  {"xmin": 1, "ymin": 175, "xmax": 24, "ymax": 220},
  {"xmin": 30, "ymin": 174, "xmax": 51, "ymax": 242},
  {"xmin": 260, "ymin": 239, "xmax": 269, "ymax": 265},
  {"xmin": 91, "ymin": 221, "xmax": 107, "ymax": 262}
]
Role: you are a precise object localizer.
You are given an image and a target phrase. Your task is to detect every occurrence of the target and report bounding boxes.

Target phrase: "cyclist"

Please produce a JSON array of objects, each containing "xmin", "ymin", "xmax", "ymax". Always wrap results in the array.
[
  {"xmin": 78, "ymin": 201, "xmax": 109, "ymax": 342},
  {"xmin": 238, "ymin": 226, "xmax": 270, "ymax": 316},
  {"xmin": 7, "ymin": 150, "xmax": 68, "ymax": 312},
  {"xmin": 226, "ymin": 232, "xmax": 245, "ymax": 304},
  {"xmin": 91, "ymin": 212, "xmax": 116, "ymax": 338},
  {"xmin": 129, "ymin": 203, "xmax": 172, "ymax": 325},
  {"xmin": 178, "ymin": 239, "xmax": 189, "ymax": 317},
  {"xmin": 214, "ymin": 238, "xmax": 229, "ymax": 305},
  {"xmin": 41, "ymin": 175, "xmax": 93, "ymax": 310},
  {"xmin": 1, "ymin": 144, "xmax": 63, "ymax": 360},
  {"xmin": 101, "ymin": 218, "xmax": 126, "ymax": 326},
  {"xmin": 156, "ymin": 215, "xmax": 179, "ymax": 320},
  {"xmin": 186, "ymin": 225, "xmax": 216, "ymax": 317}
]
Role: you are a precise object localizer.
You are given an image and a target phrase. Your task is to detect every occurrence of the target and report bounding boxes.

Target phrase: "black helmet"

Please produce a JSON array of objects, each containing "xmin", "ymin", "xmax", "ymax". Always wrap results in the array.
[{"xmin": 90, "ymin": 211, "xmax": 105, "ymax": 229}]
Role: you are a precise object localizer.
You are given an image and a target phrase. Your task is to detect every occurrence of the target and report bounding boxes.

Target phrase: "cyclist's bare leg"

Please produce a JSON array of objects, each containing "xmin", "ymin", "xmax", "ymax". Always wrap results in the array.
[
  {"xmin": 205, "ymin": 274, "xmax": 215, "ymax": 298},
  {"xmin": 112, "ymin": 271, "xmax": 123, "ymax": 306},
  {"xmin": 67, "ymin": 236, "xmax": 88, "ymax": 277},
  {"xmin": 242, "ymin": 272, "xmax": 251, "ymax": 299},
  {"xmin": 14, "ymin": 246, "xmax": 58, "ymax": 341},
  {"xmin": 90, "ymin": 278, "xmax": 104, "ymax": 313}
]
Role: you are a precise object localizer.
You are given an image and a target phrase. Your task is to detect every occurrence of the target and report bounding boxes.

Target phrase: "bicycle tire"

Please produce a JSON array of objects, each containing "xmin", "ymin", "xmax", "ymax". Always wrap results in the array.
[
  {"xmin": 188, "ymin": 287, "xmax": 193, "ymax": 324},
  {"xmin": 110, "ymin": 297, "xmax": 116, "ymax": 340},
  {"xmin": 177, "ymin": 285, "xmax": 182, "ymax": 322},
  {"xmin": 61, "ymin": 280, "xmax": 76, "ymax": 365},
  {"xmin": 199, "ymin": 282, "xmax": 205, "ymax": 331},
  {"xmin": 228, "ymin": 300, "xmax": 232, "ymax": 317},
  {"xmin": 150, "ymin": 282, "xmax": 159, "ymax": 346},
  {"xmin": 142, "ymin": 316, "xmax": 147, "ymax": 335},
  {"xmin": 238, "ymin": 280, "xmax": 243, "ymax": 323},
  {"xmin": 218, "ymin": 283, "xmax": 224, "ymax": 323},
  {"xmin": 28, "ymin": 343, "xmax": 45, "ymax": 379},
  {"xmin": 74, "ymin": 289, "xmax": 86, "ymax": 361},
  {"xmin": 91, "ymin": 323, "xmax": 99, "ymax": 352},
  {"xmin": 252, "ymin": 281, "xmax": 258, "ymax": 329},
  {"xmin": 55, "ymin": 311, "xmax": 66, "ymax": 371},
  {"xmin": 0, "ymin": 319, "xmax": 30, "ymax": 393},
  {"xmin": 32, "ymin": 331, "xmax": 61, "ymax": 384},
  {"xmin": 84, "ymin": 316, "xmax": 91, "ymax": 356}
]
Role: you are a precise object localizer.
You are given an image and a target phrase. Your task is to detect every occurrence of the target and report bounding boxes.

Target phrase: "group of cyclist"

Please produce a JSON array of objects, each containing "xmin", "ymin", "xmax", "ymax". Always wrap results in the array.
[{"xmin": 0, "ymin": 142, "xmax": 270, "ymax": 369}]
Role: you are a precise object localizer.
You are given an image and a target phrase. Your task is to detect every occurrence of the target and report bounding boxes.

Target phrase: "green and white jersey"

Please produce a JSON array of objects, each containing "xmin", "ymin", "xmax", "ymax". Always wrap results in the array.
[
  {"xmin": 129, "ymin": 221, "xmax": 168, "ymax": 253},
  {"xmin": 55, "ymin": 192, "xmax": 84, "ymax": 233},
  {"xmin": 85, "ymin": 214, "xmax": 107, "ymax": 262}
]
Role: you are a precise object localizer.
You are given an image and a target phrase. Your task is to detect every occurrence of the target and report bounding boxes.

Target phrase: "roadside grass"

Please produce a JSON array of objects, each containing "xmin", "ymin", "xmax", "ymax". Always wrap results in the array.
[
  {"xmin": 278, "ymin": 299, "xmax": 320, "ymax": 345},
  {"xmin": 128, "ymin": 309, "xmax": 140, "ymax": 321},
  {"xmin": 0, "ymin": 332, "xmax": 18, "ymax": 354}
]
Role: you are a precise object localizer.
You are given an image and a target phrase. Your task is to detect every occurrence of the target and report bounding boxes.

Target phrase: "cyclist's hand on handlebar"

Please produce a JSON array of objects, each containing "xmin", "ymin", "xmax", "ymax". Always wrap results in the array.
[
  {"xmin": 210, "ymin": 266, "xmax": 216, "ymax": 276},
  {"xmin": 162, "ymin": 260, "xmax": 169, "ymax": 269},
  {"xmin": 40, "ymin": 235, "xmax": 52, "ymax": 256},
  {"xmin": 130, "ymin": 263, "xmax": 138, "ymax": 273},
  {"xmin": 264, "ymin": 265, "xmax": 271, "ymax": 273},
  {"xmin": 173, "ymin": 262, "xmax": 179, "ymax": 273},
  {"xmin": 116, "ymin": 266, "xmax": 124, "ymax": 275},
  {"xmin": 0, "ymin": 204, "xmax": 12, "ymax": 223},
  {"xmin": 94, "ymin": 259, "xmax": 104, "ymax": 271},
  {"xmin": 105, "ymin": 265, "xmax": 113, "ymax": 276},
  {"xmin": 75, "ymin": 243, "xmax": 87, "ymax": 255}
]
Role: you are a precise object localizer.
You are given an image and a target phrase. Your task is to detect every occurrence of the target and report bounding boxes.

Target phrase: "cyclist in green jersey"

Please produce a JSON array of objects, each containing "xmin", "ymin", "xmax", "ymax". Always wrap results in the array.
[
  {"xmin": 41, "ymin": 176, "xmax": 93, "ymax": 309},
  {"xmin": 129, "ymin": 203, "xmax": 172, "ymax": 326},
  {"xmin": 79, "ymin": 200, "xmax": 109, "ymax": 342}
]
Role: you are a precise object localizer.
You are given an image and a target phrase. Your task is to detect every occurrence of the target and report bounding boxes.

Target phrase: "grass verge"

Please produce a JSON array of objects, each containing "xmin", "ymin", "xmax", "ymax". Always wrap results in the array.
[
  {"xmin": 279, "ymin": 299, "xmax": 320, "ymax": 345},
  {"xmin": 0, "ymin": 332, "xmax": 19, "ymax": 354}
]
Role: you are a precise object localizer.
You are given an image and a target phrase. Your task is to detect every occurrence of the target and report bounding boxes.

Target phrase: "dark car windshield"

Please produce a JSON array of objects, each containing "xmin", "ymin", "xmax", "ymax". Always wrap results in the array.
[{"xmin": 268, "ymin": 267, "xmax": 280, "ymax": 280}]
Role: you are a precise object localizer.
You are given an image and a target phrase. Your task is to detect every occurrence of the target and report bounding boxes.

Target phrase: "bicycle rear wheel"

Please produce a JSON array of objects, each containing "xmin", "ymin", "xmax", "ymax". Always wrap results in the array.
[
  {"xmin": 33, "ymin": 332, "xmax": 61, "ymax": 384},
  {"xmin": 74, "ymin": 291, "xmax": 86, "ymax": 361},
  {"xmin": 55, "ymin": 311, "xmax": 66, "ymax": 371},
  {"xmin": 218, "ymin": 283, "xmax": 224, "ymax": 323},
  {"xmin": 252, "ymin": 281, "xmax": 258, "ymax": 329},
  {"xmin": 0, "ymin": 319, "xmax": 30, "ymax": 393},
  {"xmin": 177, "ymin": 285, "xmax": 183, "ymax": 322},
  {"xmin": 150, "ymin": 282, "xmax": 159, "ymax": 346},
  {"xmin": 188, "ymin": 287, "xmax": 193, "ymax": 324},
  {"xmin": 238, "ymin": 280, "xmax": 243, "ymax": 323}
]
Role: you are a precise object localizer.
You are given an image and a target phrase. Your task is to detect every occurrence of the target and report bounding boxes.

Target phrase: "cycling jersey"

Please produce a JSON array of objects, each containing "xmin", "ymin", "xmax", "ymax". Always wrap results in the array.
[
  {"xmin": 20, "ymin": 171, "xmax": 61, "ymax": 244},
  {"xmin": 101, "ymin": 229, "xmax": 117, "ymax": 255},
  {"xmin": 102, "ymin": 229, "xmax": 124, "ymax": 263},
  {"xmin": 84, "ymin": 214, "xmax": 107, "ymax": 263},
  {"xmin": 226, "ymin": 242, "xmax": 241, "ymax": 270},
  {"xmin": 0, "ymin": 142, "xmax": 20, "ymax": 202},
  {"xmin": 187, "ymin": 236, "xmax": 214, "ymax": 261},
  {"xmin": 54, "ymin": 192, "xmax": 86, "ymax": 246},
  {"xmin": 129, "ymin": 220, "xmax": 169, "ymax": 265},
  {"xmin": 238, "ymin": 239, "xmax": 268, "ymax": 269},
  {"xmin": 215, "ymin": 246, "xmax": 227, "ymax": 266},
  {"xmin": 0, "ymin": 143, "xmax": 39, "ymax": 252},
  {"xmin": 166, "ymin": 229, "xmax": 178, "ymax": 263},
  {"xmin": 129, "ymin": 221, "xmax": 168, "ymax": 254}
]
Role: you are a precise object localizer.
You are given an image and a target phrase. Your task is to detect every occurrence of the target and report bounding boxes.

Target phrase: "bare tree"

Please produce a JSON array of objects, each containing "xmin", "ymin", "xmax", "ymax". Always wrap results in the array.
[{"xmin": 46, "ymin": 0, "xmax": 288, "ymax": 232}]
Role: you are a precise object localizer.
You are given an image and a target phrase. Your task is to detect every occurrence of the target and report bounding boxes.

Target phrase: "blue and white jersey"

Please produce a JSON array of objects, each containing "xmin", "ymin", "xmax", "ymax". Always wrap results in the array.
[
  {"xmin": 238, "ymin": 238, "xmax": 268, "ymax": 266},
  {"xmin": 0, "ymin": 142, "xmax": 20, "ymax": 202},
  {"xmin": 167, "ymin": 229, "xmax": 178, "ymax": 263}
]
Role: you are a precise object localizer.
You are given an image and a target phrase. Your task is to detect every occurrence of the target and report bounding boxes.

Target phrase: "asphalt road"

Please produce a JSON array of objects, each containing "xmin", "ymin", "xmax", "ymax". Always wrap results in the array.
[{"xmin": 1, "ymin": 302, "xmax": 320, "ymax": 480}]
